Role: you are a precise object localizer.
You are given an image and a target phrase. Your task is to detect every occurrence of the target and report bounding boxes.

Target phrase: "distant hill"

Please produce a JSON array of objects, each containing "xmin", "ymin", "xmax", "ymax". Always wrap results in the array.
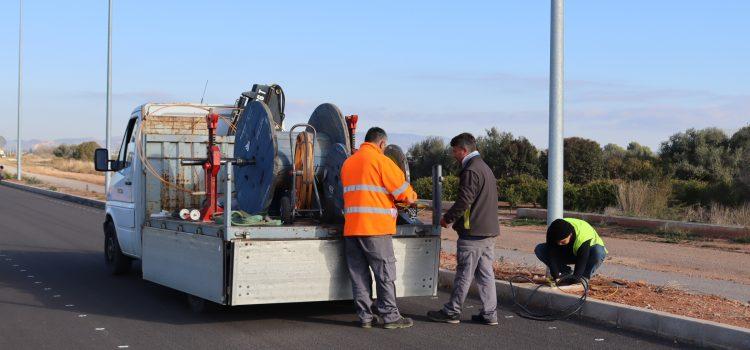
[
  {"xmin": 4, "ymin": 138, "xmax": 105, "ymax": 153},
  {"xmin": 354, "ymin": 133, "xmax": 448, "ymax": 152}
]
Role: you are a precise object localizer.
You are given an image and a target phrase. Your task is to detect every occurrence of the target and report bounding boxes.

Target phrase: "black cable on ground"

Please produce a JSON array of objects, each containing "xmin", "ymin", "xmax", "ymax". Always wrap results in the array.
[{"xmin": 508, "ymin": 274, "xmax": 589, "ymax": 321}]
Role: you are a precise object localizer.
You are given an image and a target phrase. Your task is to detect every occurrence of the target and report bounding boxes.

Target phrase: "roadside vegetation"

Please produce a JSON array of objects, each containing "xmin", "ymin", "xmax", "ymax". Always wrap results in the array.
[{"xmin": 410, "ymin": 125, "xmax": 750, "ymax": 227}]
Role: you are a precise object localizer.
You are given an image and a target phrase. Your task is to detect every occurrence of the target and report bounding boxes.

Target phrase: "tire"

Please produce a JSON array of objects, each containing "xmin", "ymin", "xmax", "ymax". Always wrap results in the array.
[{"xmin": 104, "ymin": 220, "xmax": 132, "ymax": 275}]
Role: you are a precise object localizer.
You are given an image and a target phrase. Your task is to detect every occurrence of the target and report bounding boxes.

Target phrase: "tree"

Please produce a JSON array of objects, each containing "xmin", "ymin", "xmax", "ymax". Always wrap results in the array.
[
  {"xmin": 73, "ymin": 141, "xmax": 101, "ymax": 161},
  {"xmin": 603, "ymin": 143, "xmax": 626, "ymax": 179},
  {"xmin": 659, "ymin": 127, "xmax": 737, "ymax": 182},
  {"xmin": 730, "ymin": 125, "xmax": 750, "ymax": 151},
  {"xmin": 626, "ymin": 142, "xmax": 654, "ymax": 160},
  {"xmin": 476, "ymin": 127, "xmax": 541, "ymax": 179},
  {"xmin": 563, "ymin": 137, "xmax": 605, "ymax": 184},
  {"xmin": 407, "ymin": 137, "xmax": 452, "ymax": 179}
]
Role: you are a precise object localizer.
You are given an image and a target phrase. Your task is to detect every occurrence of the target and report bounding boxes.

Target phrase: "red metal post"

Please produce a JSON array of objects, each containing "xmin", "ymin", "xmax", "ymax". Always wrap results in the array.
[{"xmin": 200, "ymin": 113, "xmax": 224, "ymax": 222}]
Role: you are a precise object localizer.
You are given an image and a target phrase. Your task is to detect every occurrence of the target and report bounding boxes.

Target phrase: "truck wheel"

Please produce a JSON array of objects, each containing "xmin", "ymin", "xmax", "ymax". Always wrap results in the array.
[{"xmin": 104, "ymin": 221, "xmax": 131, "ymax": 275}]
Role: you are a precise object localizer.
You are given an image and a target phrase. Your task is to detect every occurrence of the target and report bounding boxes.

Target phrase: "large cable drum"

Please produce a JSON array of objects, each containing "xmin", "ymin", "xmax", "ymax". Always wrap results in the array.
[
  {"xmin": 384, "ymin": 144, "xmax": 410, "ymax": 182},
  {"xmin": 233, "ymin": 101, "xmax": 351, "ymax": 221},
  {"xmin": 234, "ymin": 101, "xmax": 278, "ymax": 214}
]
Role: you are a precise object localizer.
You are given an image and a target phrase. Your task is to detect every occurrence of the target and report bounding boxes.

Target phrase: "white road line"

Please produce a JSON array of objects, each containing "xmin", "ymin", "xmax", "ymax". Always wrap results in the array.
[
  {"xmin": 95, "ymin": 328, "xmax": 106, "ymax": 331},
  {"xmin": 117, "ymin": 346, "xmax": 129, "ymax": 349},
  {"xmin": 65, "ymin": 304, "xmax": 74, "ymax": 307},
  {"xmin": 78, "ymin": 314, "xmax": 87, "ymax": 318},
  {"xmin": 53, "ymin": 295, "xmax": 61, "ymax": 298},
  {"xmin": 34, "ymin": 281, "xmax": 42, "ymax": 284},
  {"xmin": 44, "ymin": 288, "xmax": 51, "ymax": 291}
]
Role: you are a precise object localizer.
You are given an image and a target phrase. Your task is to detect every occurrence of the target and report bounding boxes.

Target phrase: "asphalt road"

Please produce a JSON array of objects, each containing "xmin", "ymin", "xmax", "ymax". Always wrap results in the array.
[{"xmin": 0, "ymin": 185, "xmax": 693, "ymax": 350}]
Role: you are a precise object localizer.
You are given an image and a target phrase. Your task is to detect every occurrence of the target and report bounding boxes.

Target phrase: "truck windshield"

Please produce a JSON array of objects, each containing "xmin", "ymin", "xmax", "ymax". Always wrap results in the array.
[{"xmin": 117, "ymin": 118, "xmax": 137, "ymax": 169}]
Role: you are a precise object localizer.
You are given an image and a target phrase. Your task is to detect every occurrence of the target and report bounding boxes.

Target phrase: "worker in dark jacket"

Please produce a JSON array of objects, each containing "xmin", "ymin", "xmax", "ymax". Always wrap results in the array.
[
  {"xmin": 535, "ymin": 218, "xmax": 608, "ymax": 283},
  {"xmin": 428, "ymin": 132, "xmax": 500, "ymax": 325}
]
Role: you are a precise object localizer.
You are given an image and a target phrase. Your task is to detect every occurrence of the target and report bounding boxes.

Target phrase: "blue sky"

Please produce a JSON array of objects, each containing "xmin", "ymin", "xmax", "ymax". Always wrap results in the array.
[{"xmin": 0, "ymin": 1, "xmax": 748, "ymax": 151}]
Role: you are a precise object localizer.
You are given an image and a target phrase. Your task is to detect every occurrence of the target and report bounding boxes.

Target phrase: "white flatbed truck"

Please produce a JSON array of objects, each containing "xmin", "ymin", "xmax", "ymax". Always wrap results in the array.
[{"xmin": 95, "ymin": 103, "xmax": 442, "ymax": 310}]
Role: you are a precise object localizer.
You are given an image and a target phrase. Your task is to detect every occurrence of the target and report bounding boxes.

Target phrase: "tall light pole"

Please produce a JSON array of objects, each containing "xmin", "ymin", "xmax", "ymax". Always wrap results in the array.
[
  {"xmin": 547, "ymin": 0, "xmax": 564, "ymax": 224},
  {"xmin": 16, "ymin": 0, "xmax": 23, "ymax": 181},
  {"xmin": 105, "ymin": 0, "xmax": 113, "ymax": 192}
]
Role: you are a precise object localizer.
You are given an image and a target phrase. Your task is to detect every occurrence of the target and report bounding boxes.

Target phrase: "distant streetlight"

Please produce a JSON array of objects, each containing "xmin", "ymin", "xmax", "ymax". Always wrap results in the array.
[
  {"xmin": 17, "ymin": 0, "xmax": 23, "ymax": 181},
  {"xmin": 105, "ymin": 0, "xmax": 113, "ymax": 193},
  {"xmin": 547, "ymin": 0, "xmax": 564, "ymax": 224}
]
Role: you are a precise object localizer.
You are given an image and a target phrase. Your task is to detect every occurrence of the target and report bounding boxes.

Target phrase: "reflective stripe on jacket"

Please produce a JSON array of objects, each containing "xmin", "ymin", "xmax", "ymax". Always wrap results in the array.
[
  {"xmin": 564, "ymin": 218, "xmax": 608, "ymax": 255},
  {"xmin": 341, "ymin": 142, "xmax": 417, "ymax": 236}
]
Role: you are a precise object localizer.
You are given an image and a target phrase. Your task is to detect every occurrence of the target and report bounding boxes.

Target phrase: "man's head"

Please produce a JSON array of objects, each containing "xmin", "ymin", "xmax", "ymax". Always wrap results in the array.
[
  {"xmin": 547, "ymin": 218, "xmax": 575, "ymax": 245},
  {"xmin": 365, "ymin": 127, "xmax": 388, "ymax": 151},
  {"xmin": 449, "ymin": 132, "xmax": 477, "ymax": 163}
]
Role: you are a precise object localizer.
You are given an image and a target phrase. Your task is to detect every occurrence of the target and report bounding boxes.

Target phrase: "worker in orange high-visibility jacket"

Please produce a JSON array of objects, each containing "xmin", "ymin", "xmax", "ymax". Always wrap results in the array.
[{"xmin": 341, "ymin": 127, "xmax": 417, "ymax": 329}]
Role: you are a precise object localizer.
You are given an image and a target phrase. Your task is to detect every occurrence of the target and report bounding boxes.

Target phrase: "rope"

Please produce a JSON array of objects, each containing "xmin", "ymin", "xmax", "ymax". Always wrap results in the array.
[{"xmin": 508, "ymin": 274, "xmax": 589, "ymax": 321}]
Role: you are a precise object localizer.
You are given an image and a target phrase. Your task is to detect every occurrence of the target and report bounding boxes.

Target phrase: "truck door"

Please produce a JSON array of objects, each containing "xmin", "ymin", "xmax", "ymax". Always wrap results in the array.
[{"xmin": 108, "ymin": 117, "xmax": 138, "ymax": 255}]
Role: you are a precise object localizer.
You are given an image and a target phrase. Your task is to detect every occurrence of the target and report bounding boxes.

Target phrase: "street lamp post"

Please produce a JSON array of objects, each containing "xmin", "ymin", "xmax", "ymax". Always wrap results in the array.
[
  {"xmin": 105, "ymin": 0, "xmax": 113, "ymax": 193},
  {"xmin": 17, "ymin": 0, "xmax": 23, "ymax": 181},
  {"xmin": 547, "ymin": 0, "xmax": 564, "ymax": 224}
]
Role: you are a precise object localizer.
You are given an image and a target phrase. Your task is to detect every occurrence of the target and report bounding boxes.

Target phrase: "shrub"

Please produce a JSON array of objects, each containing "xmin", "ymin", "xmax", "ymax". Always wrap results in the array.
[
  {"xmin": 498, "ymin": 175, "xmax": 546, "ymax": 208},
  {"xmin": 575, "ymin": 180, "xmax": 619, "ymax": 212},
  {"xmin": 412, "ymin": 175, "xmax": 459, "ymax": 201}
]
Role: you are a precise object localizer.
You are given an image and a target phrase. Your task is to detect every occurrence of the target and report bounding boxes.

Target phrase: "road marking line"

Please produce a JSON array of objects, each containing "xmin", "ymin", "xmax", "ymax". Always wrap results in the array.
[
  {"xmin": 53, "ymin": 295, "xmax": 61, "ymax": 298},
  {"xmin": 504, "ymin": 315, "xmax": 514, "ymax": 319},
  {"xmin": 65, "ymin": 304, "xmax": 74, "ymax": 307},
  {"xmin": 27, "ymin": 275, "xmax": 34, "ymax": 278},
  {"xmin": 595, "ymin": 338, "xmax": 605, "ymax": 342},
  {"xmin": 12, "ymin": 264, "xmax": 18, "ymax": 267},
  {"xmin": 44, "ymin": 288, "xmax": 51, "ymax": 291},
  {"xmin": 34, "ymin": 281, "xmax": 42, "ymax": 284},
  {"xmin": 20, "ymin": 269, "xmax": 26, "ymax": 272},
  {"xmin": 78, "ymin": 314, "xmax": 87, "ymax": 318},
  {"xmin": 117, "ymin": 346, "xmax": 129, "ymax": 349},
  {"xmin": 95, "ymin": 328, "xmax": 105, "ymax": 331}
]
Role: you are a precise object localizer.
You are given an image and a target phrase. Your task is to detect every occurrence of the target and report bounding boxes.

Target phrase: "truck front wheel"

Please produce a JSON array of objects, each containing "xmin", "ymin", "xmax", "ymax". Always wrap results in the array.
[{"xmin": 104, "ymin": 221, "xmax": 131, "ymax": 275}]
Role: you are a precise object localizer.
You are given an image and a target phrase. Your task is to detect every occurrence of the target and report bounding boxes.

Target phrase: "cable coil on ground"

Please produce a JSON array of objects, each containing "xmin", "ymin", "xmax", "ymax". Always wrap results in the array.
[{"xmin": 508, "ymin": 274, "xmax": 589, "ymax": 321}]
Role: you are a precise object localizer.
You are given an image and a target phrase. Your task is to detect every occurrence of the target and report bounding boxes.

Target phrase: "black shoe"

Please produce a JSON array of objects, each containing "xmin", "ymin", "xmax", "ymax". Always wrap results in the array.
[
  {"xmin": 427, "ymin": 310, "xmax": 460, "ymax": 324},
  {"xmin": 471, "ymin": 314, "xmax": 499, "ymax": 326},
  {"xmin": 383, "ymin": 317, "xmax": 414, "ymax": 329}
]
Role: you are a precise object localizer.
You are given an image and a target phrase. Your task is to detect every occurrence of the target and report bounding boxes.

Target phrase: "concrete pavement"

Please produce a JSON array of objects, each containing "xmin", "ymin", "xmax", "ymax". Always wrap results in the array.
[{"xmin": 0, "ymin": 185, "xmax": 689, "ymax": 349}]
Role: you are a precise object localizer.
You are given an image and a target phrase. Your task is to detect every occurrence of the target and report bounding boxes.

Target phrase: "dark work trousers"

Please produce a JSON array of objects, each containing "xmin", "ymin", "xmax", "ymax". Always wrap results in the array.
[
  {"xmin": 344, "ymin": 235, "xmax": 401, "ymax": 323},
  {"xmin": 443, "ymin": 238, "xmax": 498, "ymax": 321},
  {"xmin": 534, "ymin": 243, "xmax": 607, "ymax": 279}
]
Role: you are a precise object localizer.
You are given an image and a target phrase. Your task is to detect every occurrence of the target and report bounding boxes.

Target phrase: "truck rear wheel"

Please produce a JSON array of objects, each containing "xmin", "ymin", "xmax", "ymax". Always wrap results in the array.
[{"xmin": 104, "ymin": 221, "xmax": 131, "ymax": 275}]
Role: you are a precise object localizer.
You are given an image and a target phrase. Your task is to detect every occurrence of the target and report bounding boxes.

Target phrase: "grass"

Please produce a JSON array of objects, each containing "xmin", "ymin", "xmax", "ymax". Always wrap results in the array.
[
  {"xmin": 655, "ymin": 229, "xmax": 699, "ymax": 244},
  {"xmin": 730, "ymin": 236, "xmax": 750, "ymax": 244},
  {"xmin": 507, "ymin": 218, "xmax": 547, "ymax": 227},
  {"xmin": 23, "ymin": 176, "xmax": 43, "ymax": 185}
]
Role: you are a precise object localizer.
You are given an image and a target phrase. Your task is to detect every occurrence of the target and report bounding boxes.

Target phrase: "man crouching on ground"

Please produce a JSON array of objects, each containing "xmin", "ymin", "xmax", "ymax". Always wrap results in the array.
[
  {"xmin": 535, "ymin": 218, "xmax": 608, "ymax": 284},
  {"xmin": 427, "ymin": 132, "xmax": 500, "ymax": 325}
]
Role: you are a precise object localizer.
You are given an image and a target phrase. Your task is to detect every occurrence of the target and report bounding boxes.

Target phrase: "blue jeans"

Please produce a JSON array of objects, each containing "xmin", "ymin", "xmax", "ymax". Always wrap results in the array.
[{"xmin": 534, "ymin": 243, "xmax": 606, "ymax": 279}]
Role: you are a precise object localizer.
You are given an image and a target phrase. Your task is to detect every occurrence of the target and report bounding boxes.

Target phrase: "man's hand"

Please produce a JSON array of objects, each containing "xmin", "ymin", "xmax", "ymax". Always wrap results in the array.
[{"xmin": 440, "ymin": 217, "xmax": 449, "ymax": 228}]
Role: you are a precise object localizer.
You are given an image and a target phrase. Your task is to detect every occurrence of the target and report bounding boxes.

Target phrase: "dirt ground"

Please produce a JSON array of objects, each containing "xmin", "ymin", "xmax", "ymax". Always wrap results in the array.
[
  {"xmin": 2, "ymin": 179, "xmax": 105, "ymax": 201},
  {"xmin": 419, "ymin": 211, "xmax": 750, "ymax": 286},
  {"xmin": 439, "ymin": 252, "xmax": 750, "ymax": 329},
  {"xmin": 20, "ymin": 156, "xmax": 104, "ymax": 185}
]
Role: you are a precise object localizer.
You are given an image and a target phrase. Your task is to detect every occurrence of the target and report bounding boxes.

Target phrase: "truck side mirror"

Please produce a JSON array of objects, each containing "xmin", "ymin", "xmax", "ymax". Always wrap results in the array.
[{"xmin": 94, "ymin": 148, "xmax": 111, "ymax": 172}]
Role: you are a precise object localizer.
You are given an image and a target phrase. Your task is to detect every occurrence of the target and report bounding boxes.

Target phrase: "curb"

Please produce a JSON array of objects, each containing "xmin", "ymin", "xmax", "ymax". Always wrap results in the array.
[
  {"xmin": 438, "ymin": 269, "xmax": 750, "ymax": 349},
  {"xmin": 517, "ymin": 208, "xmax": 749, "ymax": 240},
  {"xmin": 0, "ymin": 180, "xmax": 105, "ymax": 209}
]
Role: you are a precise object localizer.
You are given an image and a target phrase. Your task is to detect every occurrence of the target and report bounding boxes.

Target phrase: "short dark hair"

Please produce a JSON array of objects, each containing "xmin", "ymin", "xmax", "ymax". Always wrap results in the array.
[
  {"xmin": 547, "ymin": 218, "xmax": 575, "ymax": 244},
  {"xmin": 365, "ymin": 127, "xmax": 388, "ymax": 143},
  {"xmin": 450, "ymin": 132, "xmax": 476, "ymax": 151}
]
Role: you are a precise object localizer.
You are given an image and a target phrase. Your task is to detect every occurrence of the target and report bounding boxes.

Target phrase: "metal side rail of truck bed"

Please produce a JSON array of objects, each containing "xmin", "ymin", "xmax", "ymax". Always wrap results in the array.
[{"xmin": 141, "ymin": 219, "xmax": 441, "ymax": 306}]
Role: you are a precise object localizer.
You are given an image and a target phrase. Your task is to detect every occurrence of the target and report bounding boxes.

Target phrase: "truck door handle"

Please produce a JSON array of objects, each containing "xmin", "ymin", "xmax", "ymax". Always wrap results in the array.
[
  {"xmin": 125, "ymin": 180, "xmax": 132, "ymax": 186},
  {"xmin": 117, "ymin": 188, "xmax": 124, "ymax": 194}
]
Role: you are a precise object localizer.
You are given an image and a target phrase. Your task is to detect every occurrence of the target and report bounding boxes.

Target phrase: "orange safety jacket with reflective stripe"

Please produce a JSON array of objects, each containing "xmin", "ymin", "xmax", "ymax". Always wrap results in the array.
[{"xmin": 341, "ymin": 142, "xmax": 418, "ymax": 236}]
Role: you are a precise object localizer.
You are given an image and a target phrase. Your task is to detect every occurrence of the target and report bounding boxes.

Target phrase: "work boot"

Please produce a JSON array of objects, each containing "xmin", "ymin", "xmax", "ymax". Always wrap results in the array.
[
  {"xmin": 471, "ymin": 314, "xmax": 499, "ymax": 326},
  {"xmin": 427, "ymin": 310, "xmax": 460, "ymax": 324},
  {"xmin": 383, "ymin": 316, "xmax": 414, "ymax": 329},
  {"xmin": 360, "ymin": 315, "xmax": 382, "ymax": 328}
]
